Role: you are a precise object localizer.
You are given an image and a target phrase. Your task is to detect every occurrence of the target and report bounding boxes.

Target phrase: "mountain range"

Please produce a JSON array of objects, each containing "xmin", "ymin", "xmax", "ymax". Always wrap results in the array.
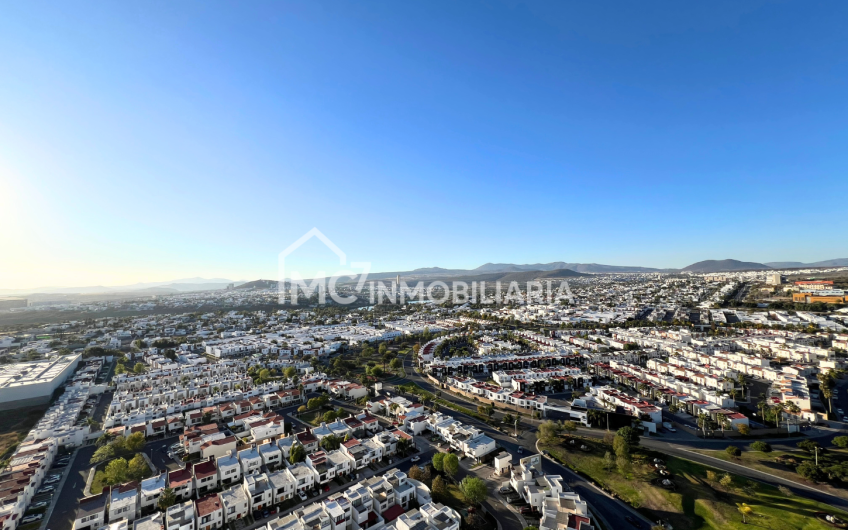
[{"xmin": 4, "ymin": 258, "xmax": 848, "ymax": 295}]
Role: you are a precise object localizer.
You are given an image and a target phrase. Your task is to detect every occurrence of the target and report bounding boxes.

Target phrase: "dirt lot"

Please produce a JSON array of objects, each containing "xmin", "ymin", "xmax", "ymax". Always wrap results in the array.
[{"xmin": 0, "ymin": 406, "xmax": 48, "ymax": 462}]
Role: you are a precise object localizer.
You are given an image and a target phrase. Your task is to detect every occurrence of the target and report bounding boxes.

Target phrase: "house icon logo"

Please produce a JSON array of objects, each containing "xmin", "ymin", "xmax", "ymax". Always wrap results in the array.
[{"xmin": 278, "ymin": 228, "xmax": 370, "ymax": 305}]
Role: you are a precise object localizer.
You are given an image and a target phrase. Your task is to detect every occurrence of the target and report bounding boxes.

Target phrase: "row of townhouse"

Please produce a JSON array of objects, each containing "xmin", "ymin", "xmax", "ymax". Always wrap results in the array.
[
  {"xmin": 424, "ymin": 351, "xmax": 581, "ymax": 378},
  {"xmin": 74, "ymin": 418, "xmax": 429, "ymax": 530},
  {"xmin": 504, "ymin": 453, "xmax": 594, "ymax": 530},
  {"xmin": 423, "ymin": 412, "xmax": 497, "ymax": 462},
  {"xmin": 590, "ymin": 386, "xmax": 663, "ymax": 424},
  {"xmin": 592, "ymin": 362, "xmax": 735, "ymax": 410},
  {"xmin": 444, "ymin": 377, "xmax": 548, "ymax": 412},
  {"xmin": 103, "ymin": 382, "xmax": 305, "ymax": 434}
]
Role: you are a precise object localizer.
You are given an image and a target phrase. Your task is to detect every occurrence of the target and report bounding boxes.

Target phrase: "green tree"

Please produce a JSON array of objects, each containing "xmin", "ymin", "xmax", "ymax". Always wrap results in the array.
[
  {"xmin": 737, "ymin": 424, "xmax": 750, "ymax": 436},
  {"xmin": 322, "ymin": 411, "xmax": 338, "ymax": 423},
  {"xmin": 390, "ymin": 358, "xmax": 403, "ymax": 371},
  {"xmin": 536, "ymin": 421, "xmax": 562, "ymax": 444},
  {"xmin": 725, "ymin": 445, "xmax": 741, "ymax": 458},
  {"xmin": 128, "ymin": 453, "xmax": 150, "ymax": 481},
  {"xmin": 133, "ymin": 363, "xmax": 146, "ymax": 374},
  {"xmin": 603, "ymin": 451, "xmax": 615, "ymax": 471},
  {"xmin": 125, "ymin": 432, "xmax": 146, "ymax": 452},
  {"xmin": 431, "ymin": 475, "xmax": 448, "ymax": 499},
  {"xmin": 719, "ymin": 473, "xmax": 734, "ymax": 489},
  {"xmin": 284, "ymin": 367, "xmax": 297, "ymax": 379},
  {"xmin": 104, "ymin": 457, "xmax": 129, "ymax": 485},
  {"xmin": 459, "ymin": 476, "xmax": 488, "ymax": 505},
  {"xmin": 443, "ymin": 453, "xmax": 459, "ymax": 478},
  {"xmin": 90, "ymin": 444, "xmax": 116, "ymax": 464},
  {"xmin": 431, "ymin": 452, "xmax": 446, "ymax": 472},
  {"xmin": 834, "ymin": 436, "xmax": 848, "ymax": 449},
  {"xmin": 797, "ymin": 440, "xmax": 820, "ymax": 453},
  {"xmin": 289, "ymin": 444, "xmax": 306, "ymax": 464},
  {"xmin": 202, "ymin": 411, "xmax": 213, "ymax": 425},
  {"xmin": 321, "ymin": 435, "xmax": 341, "ymax": 451},
  {"xmin": 158, "ymin": 487, "xmax": 177, "ymax": 510}
]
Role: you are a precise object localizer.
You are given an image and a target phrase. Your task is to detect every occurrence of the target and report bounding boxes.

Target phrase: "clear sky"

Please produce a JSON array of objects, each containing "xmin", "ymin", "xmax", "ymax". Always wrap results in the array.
[{"xmin": 2, "ymin": 1, "xmax": 847, "ymax": 289}]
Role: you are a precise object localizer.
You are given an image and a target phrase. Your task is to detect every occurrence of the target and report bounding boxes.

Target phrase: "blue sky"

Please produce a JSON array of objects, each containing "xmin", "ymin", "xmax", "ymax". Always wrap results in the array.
[{"xmin": 1, "ymin": 1, "xmax": 847, "ymax": 288}]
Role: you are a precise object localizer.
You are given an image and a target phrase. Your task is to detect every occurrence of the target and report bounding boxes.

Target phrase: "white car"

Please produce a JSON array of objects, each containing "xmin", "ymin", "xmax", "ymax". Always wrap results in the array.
[
  {"xmin": 410, "ymin": 456, "xmax": 420, "ymax": 463},
  {"xmin": 298, "ymin": 492, "xmax": 307, "ymax": 502},
  {"xmin": 838, "ymin": 409, "xmax": 844, "ymax": 415},
  {"xmin": 21, "ymin": 515, "xmax": 43, "ymax": 524}
]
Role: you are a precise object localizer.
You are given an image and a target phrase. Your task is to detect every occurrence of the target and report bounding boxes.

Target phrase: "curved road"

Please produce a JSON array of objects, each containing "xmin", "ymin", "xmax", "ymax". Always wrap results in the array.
[{"xmin": 398, "ymin": 354, "xmax": 848, "ymax": 521}]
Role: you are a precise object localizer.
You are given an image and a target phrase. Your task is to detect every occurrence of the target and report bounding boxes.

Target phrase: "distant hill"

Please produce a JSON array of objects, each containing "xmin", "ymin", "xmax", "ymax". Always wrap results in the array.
[
  {"xmin": 473, "ymin": 262, "xmax": 664, "ymax": 273},
  {"xmin": 682, "ymin": 259, "xmax": 771, "ymax": 273},
  {"xmin": 235, "ymin": 279, "xmax": 279, "ymax": 290},
  {"xmin": 764, "ymin": 262, "xmax": 806, "ymax": 268},
  {"xmin": 764, "ymin": 258, "xmax": 848, "ymax": 268}
]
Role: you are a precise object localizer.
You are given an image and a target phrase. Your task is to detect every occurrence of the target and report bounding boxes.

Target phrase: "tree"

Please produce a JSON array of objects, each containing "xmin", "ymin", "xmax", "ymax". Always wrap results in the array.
[
  {"xmin": 370, "ymin": 366, "xmax": 384, "ymax": 378},
  {"xmin": 202, "ymin": 411, "xmax": 213, "ymax": 425},
  {"xmin": 133, "ymin": 363, "xmax": 146, "ymax": 374},
  {"xmin": 297, "ymin": 405, "xmax": 307, "ymax": 414},
  {"xmin": 289, "ymin": 444, "xmax": 306, "ymax": 464},
  {"xmin": 104, "ymin": 457, "xmax": 129, "ymax": 485},
  {"xmin": 834, "ymin": 436, "xmax": 848, "ymax": 449},
  {"xmin": 562, "ymin": 421, "xmax": 578, "ymax": 435},
  {"xmin": 725, "ymin": 446, "xmax": 741, "ymax": 458},
  {"xmin": 323, "ymin": 411, "xmax": 338, "ymax": 423},
  {"xmin": 797, "ymin": 440, "xmax": 820, "ymax": 453},
  {"xmin": 397, "ymin": 437, "xmax": 412, "ymax": 455},
  {"xmin": 797, "ymin": 462, "xmax": 824, "ymax": 482},
  {"xmin": 321, "ymin": 435, "xmax": 341, "ymax": 451},
  {"xmin": 158, "ymin": 488, "xmax": 177, "ymax": 510},
  {"xmin": 737, "ymin": 503, "xmax": 754, "ymax": 524},
  {"xmin": 408, "ymin": 465, "xmax": 431, "ymax": 485},
  {"xmin": 91, "ymin": 444, "xmax": 116, "ymax": 464},
  {"xmin": 459, "ymin": 476, "xmax": 488, "ymax": 505},
  {"xmin": 719, "ymin": 473, "xmax": 733, "ymax": 489},
  {"xmin": 603, "ymin": 451, "xmax": 615, "ymax": 472},
  {"xmin": 390, "ymin": 358, "xmax": 403, "ymax": 372},
  {"xmin": 431, "ymin": 452, "xmax": 446, "ymax": 472},
  {"xmin": 284, "ymin": 367, "xmax": 297, "ymax": 379},
  {"xmin": 443, "ymin": 454, "xmax": 459, "ymax": 478},
  {"xmin": 616, "ymin": 426, "xmax": 640, "ymax": 448},
  {"xmin": 750, "ymin": 441, "xmax": 771, "ymax": 452},
  {"xmin": 737, "ymin": 424, "xmax": 750, "ymax": 436},
  {"xmin": 431, "ymin": 475, "xmax": 448, "ymax": 500},
  {"xmin": 125, "ymin": 432, "xmax": 146, "ymax": 452},
  {"xmin": 537, "ymin": 421, "xmax": 562, "ymax": 444},
  {"xmin": 96, "ymin": 432, "xmax": 115, "ymax": 447},
  {"xmin": 128, "ymin": 454, "xmax": 150, "ymax": 481},
  {"xmin": 616, "ymin": 455, "xmax": 632, "ymax": 476}
]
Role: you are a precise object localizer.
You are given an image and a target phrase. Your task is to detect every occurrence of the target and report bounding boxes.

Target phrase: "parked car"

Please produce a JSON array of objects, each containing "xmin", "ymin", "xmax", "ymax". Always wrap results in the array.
[
  {"xmin": 43, "ymin": 476, "xmax": 60, "ymax": 485},
  {"xmin": 498, "ymin": 486, "xmax": 512, "ymax": 494},
  {"xmin": 517, "ymin": 447, "xmax": 523, "ymax": 454},
  {"xmin": 839, "ymin": 409, "xmax": 845, "ymax": 415},
  {"xmin": 518, "ymin": 506, "xmax": 533, "ymax": 515},
  {"xmin": 36, "ymin": 486, "xmax": 55, "ymax": 495},
  {"xmin": 21, "ymin": 514, "xmax": 43, "ymax": 524},
  {"xmin": 29, "ymin": 501, "xmax": 49, "ymax": 510},
  {"xmin": 410, "ymin": 456, "xmax": 420, "ymax": 462},
  {"xmin": 298, "ymin": 492, "xmax": 308, "ymax": 502}
]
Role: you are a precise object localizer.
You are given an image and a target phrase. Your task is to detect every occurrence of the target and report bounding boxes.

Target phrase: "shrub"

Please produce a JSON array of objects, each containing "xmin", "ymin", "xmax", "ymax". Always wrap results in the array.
[
  {"xmin": 750, "ymin": 441, "xmax": 772, "ymax": 452},
  {"xmin": 725, "ymin": 445, "xmax": 742, "ymax": 457},
  {"xmin": 833, "ymin": 436, "xmax": 848, "ymax": 449}
]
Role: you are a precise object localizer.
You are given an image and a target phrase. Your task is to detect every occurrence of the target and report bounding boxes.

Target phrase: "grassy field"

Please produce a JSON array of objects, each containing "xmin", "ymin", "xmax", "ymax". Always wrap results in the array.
[
  {"xmin": 0, "ymin": 406, "xmax": 48, "ymax": 463},
  {"xmin": 541, "ymin": 436, "xmax": 848, "ymax": 530},
  {"xmin": 691, "ymin": 446, "xmax": 848, "ymax": 500}
]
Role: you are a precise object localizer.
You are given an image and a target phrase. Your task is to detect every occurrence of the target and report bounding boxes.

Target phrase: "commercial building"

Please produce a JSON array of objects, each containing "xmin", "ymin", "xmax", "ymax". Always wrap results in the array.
[{"xmin": 0, "ymin": 354, "xmax": 81, "ymax": 410}]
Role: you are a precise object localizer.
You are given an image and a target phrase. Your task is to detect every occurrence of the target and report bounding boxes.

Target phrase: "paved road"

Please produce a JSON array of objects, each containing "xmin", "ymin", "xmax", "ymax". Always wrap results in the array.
[
  {"xmin": 45, "ymin": 445, "xmax": 96, "ymax": 530},
  {"xmin": 394, "ymin": 356, "xmax": 652, "ymax": 530},
  {"xmin": 398, "ymin": 355, "xmax": 848, "ymax": 525}
]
